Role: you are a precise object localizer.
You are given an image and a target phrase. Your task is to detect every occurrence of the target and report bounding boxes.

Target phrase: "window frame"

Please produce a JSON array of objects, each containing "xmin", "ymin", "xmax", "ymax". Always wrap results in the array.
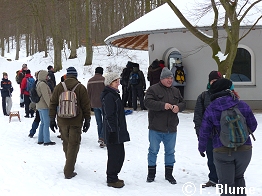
[{"xmin": 232, "ymin": 44, "xmax": 255, "ymax": 86}]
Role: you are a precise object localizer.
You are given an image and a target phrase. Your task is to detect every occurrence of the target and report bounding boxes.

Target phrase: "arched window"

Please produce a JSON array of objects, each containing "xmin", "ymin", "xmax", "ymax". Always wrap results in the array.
[{"xmin": 230, "ymin": 45, "xmax": 255, "ymax": 85}]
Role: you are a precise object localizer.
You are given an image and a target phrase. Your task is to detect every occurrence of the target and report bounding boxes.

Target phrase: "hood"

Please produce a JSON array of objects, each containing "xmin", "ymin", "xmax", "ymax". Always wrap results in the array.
[
  {"xmin": 209, "ymin": 95, "xmax": 239, "ymax": 112},
  {"xmin": 38, "ymin": 70, "xmax": 48, "ymax": 81},
  {"xmin": 101, "ymin": 86, "xmax": 119, "ymax": 100},
  {"xmin": 133, "ymin": 67, "xmax": 139, "ymax": 72}
]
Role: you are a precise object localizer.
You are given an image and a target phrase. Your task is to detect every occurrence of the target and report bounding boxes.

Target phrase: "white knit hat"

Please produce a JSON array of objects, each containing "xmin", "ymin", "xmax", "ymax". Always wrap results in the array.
[{"xmin": 104, "ymin": 72, "xmax": 120, "ymax": 86}]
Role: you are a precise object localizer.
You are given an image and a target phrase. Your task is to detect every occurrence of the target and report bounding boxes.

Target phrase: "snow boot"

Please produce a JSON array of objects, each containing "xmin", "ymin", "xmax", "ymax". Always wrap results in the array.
[
  {"xmin": 146, "ymin": 165, "xmax": 156, "ymax": 182},
  {"xmin": 165, "ymin": 166, "xmax": 177, "ymax": 184}
]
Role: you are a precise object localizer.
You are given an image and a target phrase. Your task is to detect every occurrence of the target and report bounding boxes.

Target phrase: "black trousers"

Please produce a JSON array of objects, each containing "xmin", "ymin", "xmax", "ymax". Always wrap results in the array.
[
  {"xmin": 131, "ymin": 85, "xmax": 145, "ymax": 110},
  {"xmin": 106, "ymin": 143, "xmax": 125, "ymax": 183},
  {"xmin": 122, "ymin": 86, "xmax": 132, "ymax": 107}
]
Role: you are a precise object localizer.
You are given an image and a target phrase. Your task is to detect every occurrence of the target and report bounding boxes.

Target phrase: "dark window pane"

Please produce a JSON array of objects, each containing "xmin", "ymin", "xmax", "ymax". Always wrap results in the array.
[{"xmin": 230, "ymin": 48, "xmax": 251, "ymax": 82}]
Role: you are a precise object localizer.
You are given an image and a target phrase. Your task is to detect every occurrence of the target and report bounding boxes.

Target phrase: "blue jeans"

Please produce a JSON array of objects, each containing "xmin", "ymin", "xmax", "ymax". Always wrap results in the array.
[
  {"xmin": 93, "ymin": 108, "xmax": 103, "ymax": 140},
  {"xmin": 38, "ymin": 109, "xmax": 51, "ymax": 143},
  {"xmin": 148, "ymin": 130, "xmax": 177, "ymax": 166},
  {"xmin": 206, "ymin": 138, "xmax": 218, "ymax": 183}
]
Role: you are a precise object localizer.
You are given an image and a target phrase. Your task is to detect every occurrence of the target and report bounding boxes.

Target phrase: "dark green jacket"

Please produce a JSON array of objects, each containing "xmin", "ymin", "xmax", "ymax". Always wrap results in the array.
[
  {"xmin": 49, "ymin": 76, "xmax": 91, "ymax": 126},
  {"xmin": 144, "ymin": 82, "xmax": 186, "ymax": 133}
]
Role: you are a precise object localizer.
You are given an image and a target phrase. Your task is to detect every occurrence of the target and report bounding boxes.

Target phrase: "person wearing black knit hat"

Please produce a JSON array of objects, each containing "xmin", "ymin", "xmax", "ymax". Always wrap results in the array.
[
  {"xmin": 87, "ymin": 67, "xmax": 105, "ymax": 148},
  {"xmin": 66, "ymin": 67, "xmax": 78, "ymax": 78},
  {"xmin": 193, "ymin": 70, "xmax": 222, "ymax": 188},
  {"xmin": 198, "ymin": 77, "xmax": 257, "ymax": 194}
]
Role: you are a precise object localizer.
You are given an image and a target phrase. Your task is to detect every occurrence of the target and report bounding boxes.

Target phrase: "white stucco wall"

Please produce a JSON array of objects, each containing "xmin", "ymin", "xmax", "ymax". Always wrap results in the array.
[{"xmin": 148, "ymin": 28, "xmax": 262, "ymax": 109}]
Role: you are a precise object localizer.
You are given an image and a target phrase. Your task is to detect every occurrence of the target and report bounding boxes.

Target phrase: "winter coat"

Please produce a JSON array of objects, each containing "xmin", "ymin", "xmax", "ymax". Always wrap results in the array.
[
  {"xmin": 87, "ymin": 73, "xmax": 105, "ymax": 108},
  {"xmin": 198, "ymin": 92, "xmax": 257, "ymax": 153},
  {"xmin": 101, "ymin": 86, "xmax": 130, "ymax": 144},
  {"xmin": 144, "ymin": 82, "xmax": 186, "ymax": 133},
  {"xmin": 129, "ymin": 67, "xmax": 146, "ymax": 89},
  {"xmin": 120, "ymin": 67, "xmax": 132, "ymax": 87},
  {"xmin": 49, "ymin": 76, "xmax": 91, "ymax": 126},
  {"xmin": 47, "ymin": 70, "xmax": 56, "ymax": 92},
  {"xmin": 18, "ymin": 69, "xmax": 26, "ymax": 85},
  {"xmin": 171, "ymin": 63, "xmax": 186, "ymax": 87},
  {"xmin": 193, "ymin": 90, "xmax": 212, "ymax": 136},
  {"xmin": 147, "ymin": 65, "xmax": 162, "ymax": 86},
  {"xmin": 21, "ymin": 73, "xmax": 34, "ymax": 95},
  {"xmin": 1, "ymin": 78, "xmax": 13, "ymax": 97},
  {"xmin": 36, "ymin": 70, "xmax": 52, "ymax": 110}
]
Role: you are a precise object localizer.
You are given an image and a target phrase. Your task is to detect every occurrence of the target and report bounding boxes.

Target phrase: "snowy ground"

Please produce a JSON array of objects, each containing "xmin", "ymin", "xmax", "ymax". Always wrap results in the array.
[{"xmin": 0, "ymin": 44, "xmax": 261, "ymax": 196}]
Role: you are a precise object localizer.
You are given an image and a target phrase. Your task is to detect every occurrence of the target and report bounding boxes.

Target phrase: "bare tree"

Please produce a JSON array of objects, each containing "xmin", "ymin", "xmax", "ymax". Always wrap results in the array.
[
  {"xmin": 164, "ymin": 0, "xmax": 262, "ymax": 78},
  {"xmin": 84, "ymin": 0, "xmax": 93, "ymax": 66}
]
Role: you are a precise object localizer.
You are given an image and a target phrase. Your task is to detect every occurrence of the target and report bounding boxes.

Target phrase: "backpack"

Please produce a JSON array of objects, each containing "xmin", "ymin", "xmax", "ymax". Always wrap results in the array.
[
  {"xmin": 26, "ymin": 77, "xmax": 36, "ymax": 92},
  {"xmin": 16, "ymin": 70, "xmax": 23, "ymax": 84},
  {"xmin": 129, "ymin": 72, "xmax": 140, "ymax": 85},
  {"xmin": 57, "ymin": 82, "xmax": 80, "ymax": 118},
  {"xmin": 174, "ymin": 66, "xmax": 185, "ymax": 84},
  {"xmin": 219, "ymin": 105, "xmax": 255, "ymax": 150},
  {"xmin": 30, "ymin": 82, "xmax": 41, "ymax": 103}
]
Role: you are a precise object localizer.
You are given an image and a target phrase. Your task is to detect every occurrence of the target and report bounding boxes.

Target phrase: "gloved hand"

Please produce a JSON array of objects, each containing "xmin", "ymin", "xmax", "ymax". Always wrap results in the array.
[
  {"xmin": 200, "ymin": 152, "xmax": 205, "ymax": 157},
  {"xmin": 20, "ymin": 94, "xmax": 24, "ymax": 100},
  {"xmin": 50, "ymin": 118, "xmax": 58, "ymax": 133},
  {"xmin": 108, "ymin": 132, "xmax": 117, "ymax": 144},
  {"xmin": 82, "ymin": 118, "xmax": 91, "ymax": 133}
]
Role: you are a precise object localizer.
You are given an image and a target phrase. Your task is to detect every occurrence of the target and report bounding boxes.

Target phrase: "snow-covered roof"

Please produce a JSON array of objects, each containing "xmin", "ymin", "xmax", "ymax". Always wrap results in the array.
[{"xmin": 104, "ymin": 1, "xmax": 262, "ymax": 51}]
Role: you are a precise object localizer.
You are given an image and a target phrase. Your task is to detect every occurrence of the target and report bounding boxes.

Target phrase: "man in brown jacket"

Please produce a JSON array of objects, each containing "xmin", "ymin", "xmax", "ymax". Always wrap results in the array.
[
  {"xmin": 144, "ymin": 67, "xmax": 186, "ymax": 184},
  {"xmin": 87, "ymin": 67, "xmax": 105, "ymax": 148},
  {"xmin": 49, "ymin": 67, "xmax": 91, "ymax": 179}
]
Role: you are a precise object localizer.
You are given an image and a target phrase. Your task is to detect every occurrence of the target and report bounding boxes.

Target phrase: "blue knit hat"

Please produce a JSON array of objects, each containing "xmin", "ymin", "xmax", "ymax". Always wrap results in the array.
[{"xmin": 66, "ymin": 67, "xmax": 78, "ymax": 77}]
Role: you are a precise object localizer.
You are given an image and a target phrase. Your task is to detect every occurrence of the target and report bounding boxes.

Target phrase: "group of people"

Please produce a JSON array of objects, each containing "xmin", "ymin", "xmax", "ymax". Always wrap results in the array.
[{"xmin": 1, "ymin": 61, "xmax": 257, "ymax": 194}]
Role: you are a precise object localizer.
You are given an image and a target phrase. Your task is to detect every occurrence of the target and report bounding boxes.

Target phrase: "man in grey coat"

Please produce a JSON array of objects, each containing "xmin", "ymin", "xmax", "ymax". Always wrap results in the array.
[{"xmin": 144, "ymin": 67, "xmax": 186, "ymax": 184}]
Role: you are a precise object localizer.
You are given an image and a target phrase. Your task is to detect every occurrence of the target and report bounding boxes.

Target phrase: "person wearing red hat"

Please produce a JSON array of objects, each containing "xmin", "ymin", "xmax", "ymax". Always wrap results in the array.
[{"xmin": 193, "ymin": 70, "xmax": 222, "ymax": 188}]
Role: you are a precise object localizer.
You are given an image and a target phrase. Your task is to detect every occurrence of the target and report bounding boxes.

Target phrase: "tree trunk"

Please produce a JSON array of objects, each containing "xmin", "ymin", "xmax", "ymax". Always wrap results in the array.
[
  {"xmin": 68, "ymin": 0, "xmax": 77, "ymax": 59},
  {"xmin": 84, "ymin": 0, "xmax": 93, "ymax": 66}
]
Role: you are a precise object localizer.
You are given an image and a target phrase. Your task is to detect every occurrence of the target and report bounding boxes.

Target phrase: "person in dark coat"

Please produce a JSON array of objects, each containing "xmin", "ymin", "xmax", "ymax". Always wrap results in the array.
[
  {"xmin": 144, "ymin": 67, "xmax": 186, "ymax": 184},
  {"xmin": 1, "ymin": 72, "xmax": 13, "ymax": 116},
  {"xmin": 101, "ymin": 72, "xmax": 130, "ymax": 188},
  {"xmin": 198, "ymin": 78, "xmax": 257, "ymax": 196},
  {"xmin": 147, "ymin": 59, "xmax": 162, "ymax": 86},
  {"xmin": 17, "ymin": 64, "xmax": 28, "ymax": 107},
  {"xmin": 129, "ymin": 63, "xmax": 146, "ymax": 110},
  {"xmin": 193, "ymin": 70, "xmax": 222, "ymax": 188},
  {"xmin": 120, "ymin": 61, "xmax": 133, "ymax": 107},
  {"xmin": 47, "ymin": 65, "xmax": 56, "ymax": 92}
]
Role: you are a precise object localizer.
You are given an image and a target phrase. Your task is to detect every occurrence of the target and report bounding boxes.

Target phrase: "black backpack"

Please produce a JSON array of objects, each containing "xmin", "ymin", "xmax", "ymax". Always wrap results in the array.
[{"xmin": 30, "ymin": 82, "xmax": 41, "ymax": 103}]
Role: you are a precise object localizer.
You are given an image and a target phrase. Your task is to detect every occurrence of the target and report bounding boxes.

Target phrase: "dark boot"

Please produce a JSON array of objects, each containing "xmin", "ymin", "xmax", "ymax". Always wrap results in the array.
[
  {"xmin": 146, "ymin": 165, "xmax": 156, "ymax": 182},
  {"xmin": 165, "ymin": 166, "xmax": 177, "ymax": 184}
]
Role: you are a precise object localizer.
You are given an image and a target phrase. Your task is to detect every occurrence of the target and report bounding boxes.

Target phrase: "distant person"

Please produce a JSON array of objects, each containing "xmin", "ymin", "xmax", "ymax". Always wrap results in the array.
[
  {"xmin": 49, "ymin": 67, "xmax": 91, "ymax": 179},
  {"xmin": 144, "ymin": 67, "xmax": 186, "ymax": 184},
  {"xmin": 21, "ymin": 69, "xmax": 34, "ymax": 118},
  {"xmin": 147, "ymin": 59, "xmax": 162, "ymax": 86},
  {"xmin": 101, "ymin": 72, "xmax": 130, "ymax": 188},
  {"xmin": 193, "ymin": 71, "xmax": 222, "ymax": 187},
  {"xmin": 87, "ymin": 67, "xmax": 106, "ymax": 148},
  {"xmin": 36, "ymin": 70, "xmax": 55, "ymax": 146},
  {"xmin": 1, "ymin": 72, "xmax": 13, "ymax": 116},
  {"xmin": 47, "ymin": 65, "xmax": 56, "ymax": 92},
  {"xmin": 198, "ymin": 78, "xmax": 257, "ymax": 196},
  {"xmin": 16, "ymin": 64, "xmax": 28, "ymax": 107},
  {"xmin": 159, "ymin": 60, "xmax": 165, "ymax": 69},
  {"xmin": 129, "ymin": 63, "xmax": 146, "ymax": 111},
  {"xmin": 120, "ymin": 61, "xmax": 133, "ymax": 108},
  {"xmin": 171, "ymin": 58, "xmax": 186, "ymax": 97}
]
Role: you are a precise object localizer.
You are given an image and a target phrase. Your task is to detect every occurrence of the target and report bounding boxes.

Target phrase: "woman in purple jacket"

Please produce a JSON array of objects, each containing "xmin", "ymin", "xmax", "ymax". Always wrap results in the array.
[{"xmin": 198, "ymin": 78, "xmax": 257, "ymax": 196}]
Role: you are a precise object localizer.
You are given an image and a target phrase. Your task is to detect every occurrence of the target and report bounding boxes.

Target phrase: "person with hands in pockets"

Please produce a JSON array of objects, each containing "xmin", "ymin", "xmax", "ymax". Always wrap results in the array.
[
  {"xmin": 49, "ymin": 67, "xmax": 91, "ymax": 179},
  {"xmin": 144, "ymin": 67, "xmax": 186, "ymax": 184},
  {"xmin": 101, "ymin": 72, "xmax": 130, "ymax": 188}
]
